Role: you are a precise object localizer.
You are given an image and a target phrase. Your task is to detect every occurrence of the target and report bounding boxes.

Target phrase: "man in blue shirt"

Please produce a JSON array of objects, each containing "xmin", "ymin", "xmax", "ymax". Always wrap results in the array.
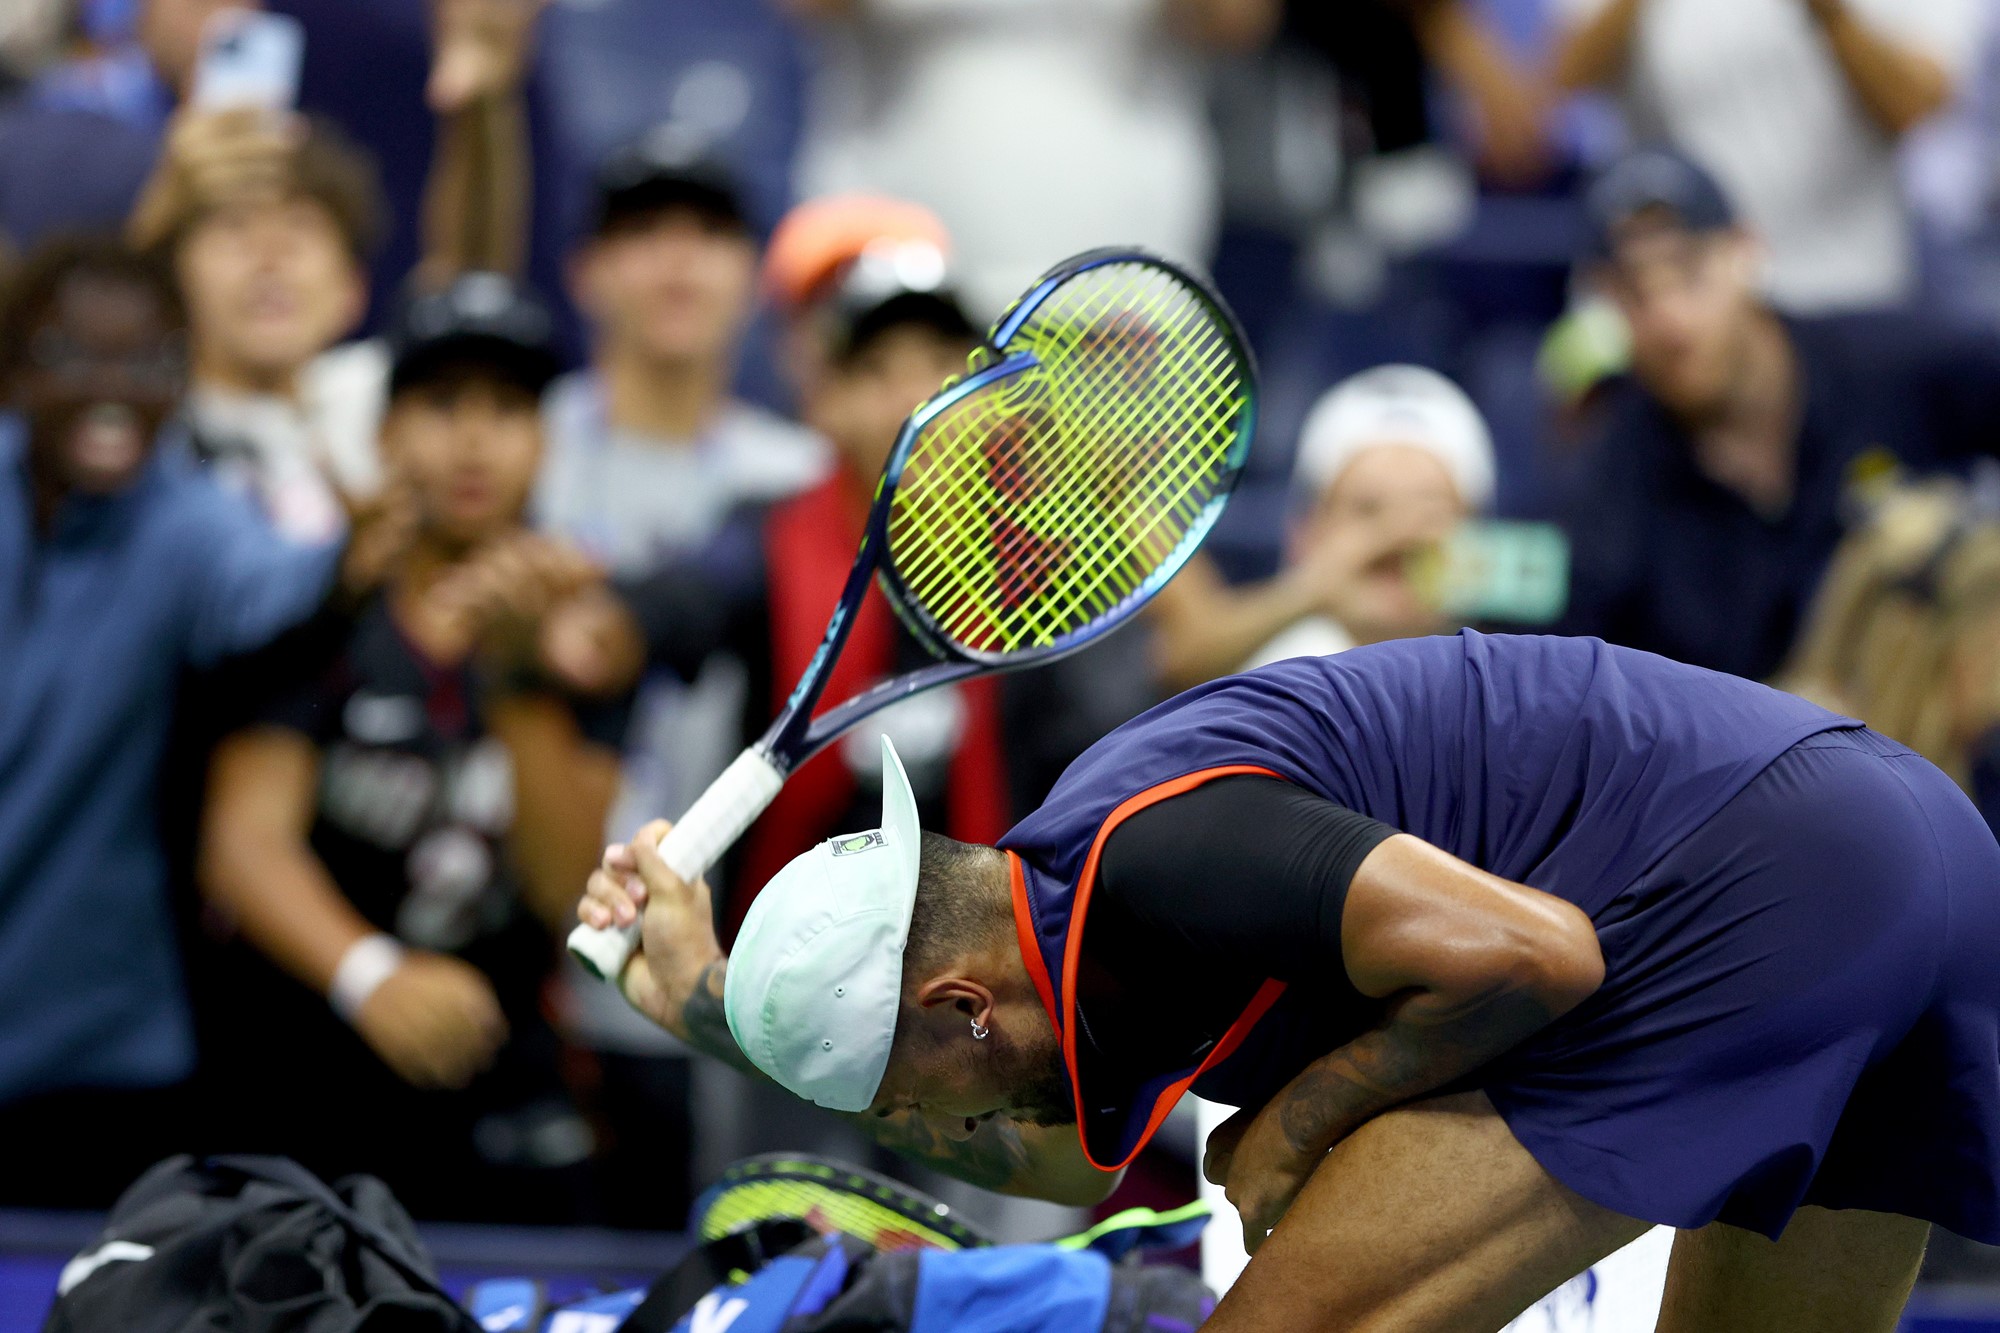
[
  {"xmin": 0, "ymin": 238, "xmax": 356, "ymax": 1203},
  {"xmin": 1556, "ymin": 147, "xmax": 2000, "ymax": 682},
  {"xmin": 586, "ymin": 631, "xmax": 2000, "ymax": 1332}
]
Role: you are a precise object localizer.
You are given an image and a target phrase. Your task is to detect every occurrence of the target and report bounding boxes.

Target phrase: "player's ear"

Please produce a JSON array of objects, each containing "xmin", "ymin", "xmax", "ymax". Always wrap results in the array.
[{"xmin": 915, "ymin": 976, "xmax": 994, "ymax": 1029}]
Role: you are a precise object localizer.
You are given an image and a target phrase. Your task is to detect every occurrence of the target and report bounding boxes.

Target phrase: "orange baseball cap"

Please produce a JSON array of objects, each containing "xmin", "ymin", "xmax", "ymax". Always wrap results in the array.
[{"xmin": 762, "ymin": 194, "xmax": 953, "ymax": 310}]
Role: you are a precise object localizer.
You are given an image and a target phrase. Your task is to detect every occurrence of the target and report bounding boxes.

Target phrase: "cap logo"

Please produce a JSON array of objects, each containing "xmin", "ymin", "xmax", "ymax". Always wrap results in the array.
[{"xmin": 829, "ymin": 831, "xmax": 886, "ymax": 857}]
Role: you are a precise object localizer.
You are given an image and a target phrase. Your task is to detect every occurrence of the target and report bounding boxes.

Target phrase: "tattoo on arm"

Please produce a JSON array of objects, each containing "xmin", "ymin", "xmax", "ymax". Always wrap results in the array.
[
  {"xmin": 678, "ymin": 958, "xmax": 763, "ymax": 1080},
  {"xmin": 675, "ymin": 958, "xmax": 1037, "ymax": 1194},
  {"xmin": 1276, "ymin": 985, "xmax": 1558, "ymax": 1157}
]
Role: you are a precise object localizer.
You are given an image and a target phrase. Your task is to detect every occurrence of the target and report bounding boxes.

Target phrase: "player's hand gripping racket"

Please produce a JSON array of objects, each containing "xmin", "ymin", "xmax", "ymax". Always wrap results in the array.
[{"xmin": 567, "ymin": 248, "xmax": 1257, "ymax": 982}]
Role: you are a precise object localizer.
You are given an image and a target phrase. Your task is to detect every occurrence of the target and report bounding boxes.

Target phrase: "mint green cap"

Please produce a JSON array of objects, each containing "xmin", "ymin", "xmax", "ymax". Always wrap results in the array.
[{"xmin": 723, "ymin": 734, "xmax": 922, "ymax": 1112}]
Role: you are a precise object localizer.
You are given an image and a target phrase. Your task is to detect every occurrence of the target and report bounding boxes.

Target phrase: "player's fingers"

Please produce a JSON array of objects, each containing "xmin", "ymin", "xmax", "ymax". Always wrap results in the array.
[
  {"xmin": 580, "ymin": 868, "xmax": 637, "ymax": 927},
  {"xmin": 600, "ymin": 841, "xmax": 637, "ymax": 874},
  {"xmin": 631, "ymin": 834, "xmax": 699, "ymax": 901}
]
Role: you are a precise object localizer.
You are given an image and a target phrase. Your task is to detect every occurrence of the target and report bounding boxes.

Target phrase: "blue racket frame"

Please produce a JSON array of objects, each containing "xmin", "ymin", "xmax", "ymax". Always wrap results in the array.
[{"xmin": 757, "ymin": 248, "xmax": 1258, "ymax": 776}]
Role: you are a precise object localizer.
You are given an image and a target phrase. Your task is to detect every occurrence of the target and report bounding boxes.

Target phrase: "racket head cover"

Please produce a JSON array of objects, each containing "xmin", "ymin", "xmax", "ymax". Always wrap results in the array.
[
  {"xmin": 689, "ymin": 1153, "xmax": 993, "ymax": 1253},
  {"xmin": 875, "ymin": 249, "xmax": 1256, "ymax": 667}
]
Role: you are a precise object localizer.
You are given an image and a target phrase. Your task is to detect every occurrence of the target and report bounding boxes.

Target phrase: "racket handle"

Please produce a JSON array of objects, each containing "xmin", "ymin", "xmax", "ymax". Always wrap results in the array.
[{"xmin": 567, "ymin": 748, "xmax": 786, "ymax": 983}]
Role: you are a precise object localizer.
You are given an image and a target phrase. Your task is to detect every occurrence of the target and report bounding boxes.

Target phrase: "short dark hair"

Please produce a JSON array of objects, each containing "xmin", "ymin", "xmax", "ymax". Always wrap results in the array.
[
  {"xmin": 163, "ymin": 117, "xmax": 387, "ymax": 263},
  {"xmin": 0, "ymin": 235, "xmax": 185, "ymax": 377},
  {"xmin": 906, "ymin": 834, "xmax": 1010, "ymax": 974}
]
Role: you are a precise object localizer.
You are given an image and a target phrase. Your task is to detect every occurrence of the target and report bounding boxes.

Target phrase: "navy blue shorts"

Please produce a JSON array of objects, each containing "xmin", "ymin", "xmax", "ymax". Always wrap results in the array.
[{"xmin": 1487, "ymin": 727, "xmax": 2000, "ymax": 1241}]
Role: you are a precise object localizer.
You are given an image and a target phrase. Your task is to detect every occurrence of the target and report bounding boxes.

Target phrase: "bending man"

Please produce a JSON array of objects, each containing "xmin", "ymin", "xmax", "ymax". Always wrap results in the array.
[{"xmin": 580, "ymin": 630, "xmax": 2000, "ymax": 1332}]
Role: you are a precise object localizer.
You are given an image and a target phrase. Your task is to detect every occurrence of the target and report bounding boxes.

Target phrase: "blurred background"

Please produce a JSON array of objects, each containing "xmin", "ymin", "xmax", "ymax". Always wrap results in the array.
[{"xmin": 6, "ymin": 0, "xmax": 2000, "ymax": 1318}]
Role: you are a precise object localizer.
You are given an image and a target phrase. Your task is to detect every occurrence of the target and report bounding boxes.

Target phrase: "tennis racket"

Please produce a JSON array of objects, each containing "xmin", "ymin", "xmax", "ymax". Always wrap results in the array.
[
  {"xmin": 567, "ymin": 247, "xmax": 1257, "ymax": 981},
  {"xmin": 690, "ymin": 1153, "xmax": 991, "ymax": 1253}
]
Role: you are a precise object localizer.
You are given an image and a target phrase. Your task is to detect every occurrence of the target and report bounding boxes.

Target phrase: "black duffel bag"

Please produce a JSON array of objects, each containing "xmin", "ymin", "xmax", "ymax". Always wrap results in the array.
[{"xmin": 43, "ymin": 1155, "xmax": 478, "ymax": 1333}]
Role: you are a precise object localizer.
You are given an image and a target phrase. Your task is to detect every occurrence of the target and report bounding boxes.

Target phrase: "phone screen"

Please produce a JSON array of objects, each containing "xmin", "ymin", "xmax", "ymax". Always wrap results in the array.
[
  {"xmin": 1411, "ymin": 520, "xmax": 1571, "ymax": 626},
  {"xmin": 191, "ymin": 9, "xmax": 305, "ymax": 112}
]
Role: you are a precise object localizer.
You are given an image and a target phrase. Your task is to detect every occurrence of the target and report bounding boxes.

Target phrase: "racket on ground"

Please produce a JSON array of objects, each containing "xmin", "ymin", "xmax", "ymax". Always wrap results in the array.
[
  {"xmin": 690, "ymin": 1153, "xmax": 992, "ymax": 1253},
  {"xmin": 567, "ymin": 247, "xmax": 1257, "ymax": 982}
]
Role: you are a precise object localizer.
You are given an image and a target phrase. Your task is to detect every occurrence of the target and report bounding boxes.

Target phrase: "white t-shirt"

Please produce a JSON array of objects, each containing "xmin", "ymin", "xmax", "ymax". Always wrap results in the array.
[
  {"xmin": 794, "ymin": 0, "xmax": 1220, "ymax": 318},
  {"xmin": 1557, "ymin": 0, "xmax": 1982, "ymax": 311},
  {"xmin": 185, "ymin": 340, "xmax": 388, "ymax": 542}
]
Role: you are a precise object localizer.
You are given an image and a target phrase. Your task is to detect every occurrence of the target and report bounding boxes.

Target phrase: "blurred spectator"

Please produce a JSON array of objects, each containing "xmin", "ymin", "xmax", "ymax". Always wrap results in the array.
[
  {"xmin": 1553, "ymin": 0, "xmax": 1980, "ymax": 311},
  {"xmin": 0, "ymin": 237, "xmax": 379, "ymax": 1205},
  {"xmin": 1780, "ymin": 475, "xmax": 2000, "ymax": 835},
  {"xmin": 538, "ymin": 134, "xmax": 822, "ymax": 607},
  {"xmin": 116, "ymin": 0, "xmax": 538, "ymax": 543},
  {"xmin": 197, "ymin": 273, "xmax": 624, "ymax": 1222},
  {"xmin": 131, "ymin": 113, "xmax": 386, "ymax": 539},
  {"xmin": 1558, "ymin": 148, "xmax": 2000, "ymax": 681},
  {"xmin": 530, "ymin": 134, "xmax": 823, "ymax": 1225},
  {"xmin": 1150, "ymin": 364, "xmax": 1495, "ymax": 691},
  {"xmin": 0, "ymin": 0, "xmax": 541, "ymax": 291},
  {"xmin": 784, "ymin": 0, "xmax": 1277, "ymax": 317}
]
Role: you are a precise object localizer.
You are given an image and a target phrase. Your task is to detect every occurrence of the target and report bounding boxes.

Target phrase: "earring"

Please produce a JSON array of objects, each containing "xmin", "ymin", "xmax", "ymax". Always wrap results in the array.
[{"xmin": 970, "ymin": 1020, "xmax": 989, "ymax": 1040}]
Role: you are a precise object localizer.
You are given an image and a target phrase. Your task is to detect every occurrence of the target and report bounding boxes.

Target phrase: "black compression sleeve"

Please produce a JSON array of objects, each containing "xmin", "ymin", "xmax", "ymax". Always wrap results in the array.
[{"xmin": 1094, "ymin": 775, "xmax": 1400, "ymax": 982}]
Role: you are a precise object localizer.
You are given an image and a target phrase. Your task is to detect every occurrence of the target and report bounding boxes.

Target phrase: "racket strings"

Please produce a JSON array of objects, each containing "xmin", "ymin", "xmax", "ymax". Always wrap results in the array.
[
  {"xmin": 698, "ymin": 1173, "xmax": 978, "ymax": 1253},
  {"xmin": 894, "ymin": 270, "xmax": 1226, "ymax": 617},
  {"xmin": 886, "ymin": 262, "xmax": 1248, "ymax": 655}
]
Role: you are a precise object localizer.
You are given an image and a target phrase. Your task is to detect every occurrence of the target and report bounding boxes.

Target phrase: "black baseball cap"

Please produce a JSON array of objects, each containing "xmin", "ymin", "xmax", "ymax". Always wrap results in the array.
[
  {"xmin": 1583, "ymin": 146, "xmax": 1738, "ymax": 261},
  {"xmin": 591, "ymin": 125, "xmax": 748, "ymax": 237},
  {"xmin": 388, "ymin": 272, "xmax": 562, "ymax": 398}
]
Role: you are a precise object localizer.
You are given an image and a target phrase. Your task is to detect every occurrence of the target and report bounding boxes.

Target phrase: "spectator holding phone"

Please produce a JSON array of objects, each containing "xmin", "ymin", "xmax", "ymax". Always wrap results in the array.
[
  {"xmin": 0, "ymin": 237, "xmax": 395, "ymax": 1206},
  {"xmin": 1149, "ymin": 364, "xmax": 1496, "ymax": 692},
  {"xmin": 1557, "ymin": 148, "xmax": 2000, "ymax": 682},
  {"xmin": 197, "ymin": 274, "xmax": 626, "ymax": 1221},
  {"xmin": 121, "ymin": 0, "xmax": 542, "ymax": 542}
]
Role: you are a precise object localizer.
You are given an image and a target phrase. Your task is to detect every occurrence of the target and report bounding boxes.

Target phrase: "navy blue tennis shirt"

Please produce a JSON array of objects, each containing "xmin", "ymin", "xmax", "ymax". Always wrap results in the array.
[
  {"xmin": 0, "ymin": 420, "xmax": 337, "ymax": 1103},
  {"xmin": 1558, "ymin": 311, "xmax": 2000, "ymax": 681}
]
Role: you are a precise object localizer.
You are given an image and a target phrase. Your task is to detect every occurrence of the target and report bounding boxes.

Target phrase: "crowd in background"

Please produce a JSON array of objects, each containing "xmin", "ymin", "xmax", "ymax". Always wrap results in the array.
[{"xmin": 7, "ymin": 0, "xmax": 2000, "ymax": 1256}]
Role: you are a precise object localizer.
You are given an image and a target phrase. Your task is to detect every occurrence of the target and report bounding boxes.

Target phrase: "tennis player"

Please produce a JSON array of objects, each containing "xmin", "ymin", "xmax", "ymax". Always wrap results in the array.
[{"xmin": 580, "ymin": 630, "xmax": 2000, "ymax": 1332}]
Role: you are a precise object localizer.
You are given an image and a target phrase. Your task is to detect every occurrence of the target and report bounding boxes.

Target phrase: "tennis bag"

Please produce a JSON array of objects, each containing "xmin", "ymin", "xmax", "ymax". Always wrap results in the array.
[
  {"xmin": 470, "ymin": 1155, "xmax": 1217, "ymax": 1333},
  {"xmin": 42, "ymin": 1154, "xmax": 478, "ymax": 1333}
]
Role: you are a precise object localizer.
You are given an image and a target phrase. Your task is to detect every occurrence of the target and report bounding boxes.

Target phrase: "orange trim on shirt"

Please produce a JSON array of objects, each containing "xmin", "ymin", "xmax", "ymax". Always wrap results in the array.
[
  {"xmin": 1008, "ymin": 850, "xmax": 1061, "ymax": 1036},
  {"xmin": 1056, "ymin": 764, "xmax": 1288, "ymax": 1172}
]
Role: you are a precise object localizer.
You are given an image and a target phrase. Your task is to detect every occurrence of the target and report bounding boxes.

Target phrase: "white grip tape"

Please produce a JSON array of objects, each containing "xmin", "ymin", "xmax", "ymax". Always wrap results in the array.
[{"xmin": 566, "ymin": 747, "xmax": 786, "ymax": 982}]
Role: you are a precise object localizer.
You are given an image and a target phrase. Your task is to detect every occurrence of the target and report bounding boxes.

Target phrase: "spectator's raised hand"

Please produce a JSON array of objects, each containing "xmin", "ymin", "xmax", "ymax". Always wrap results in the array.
[
  {"xmin": 334, "ymin": 474, "xmax": 422, "ymax": 603},
  {"xmin": 353, "ymin": 950, "xmax": 509, "ymax": 1089},
  {"xmin": 538, "ymin": 584, "xmax": 645, "ymax": 698},
  {"xmin": 428, "ymin": 0, "xmax": 547, "ymax": 113},
  {"xmin": 424, "ymin": 533, "xmax": 640, "ymax": 693},
  {"xmin": 131, "ymin": 107, "xmax": 305, "ymax": 248}
]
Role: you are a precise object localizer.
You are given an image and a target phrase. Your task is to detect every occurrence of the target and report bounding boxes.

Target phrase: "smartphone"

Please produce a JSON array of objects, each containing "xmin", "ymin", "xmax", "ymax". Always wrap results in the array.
[
  {"xmin": 1410, "ymin": 520, "xmax": 1571, "ymax": 626},
  {"xmin": 191, "ymin": 9, "xmax": 305, "ymax": 112}
]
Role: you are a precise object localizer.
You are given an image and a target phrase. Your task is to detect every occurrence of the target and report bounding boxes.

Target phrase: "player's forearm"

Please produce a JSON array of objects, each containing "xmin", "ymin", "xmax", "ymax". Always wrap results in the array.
[
  {"xmin": 1268, "ymin": 972, "xmax": 1578, "ymax": 1160},
  {"xmin": 1552, "ymin": 0, "xmax": 1643, "ymax": 91},
  {"xmin": 1812, "ymin": 2, "xmax": 1952, "ymax": 136}
]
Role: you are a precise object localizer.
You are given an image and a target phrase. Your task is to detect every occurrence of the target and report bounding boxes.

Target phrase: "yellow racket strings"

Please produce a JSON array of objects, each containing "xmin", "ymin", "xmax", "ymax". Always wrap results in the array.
[
  {"xmin": 886, "ymin": 262, "xmax": 1249, "ymax": 656},
  {"xmin": 698, "ymin": 1173, "xmax": 973, "ymax": 1253}
]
